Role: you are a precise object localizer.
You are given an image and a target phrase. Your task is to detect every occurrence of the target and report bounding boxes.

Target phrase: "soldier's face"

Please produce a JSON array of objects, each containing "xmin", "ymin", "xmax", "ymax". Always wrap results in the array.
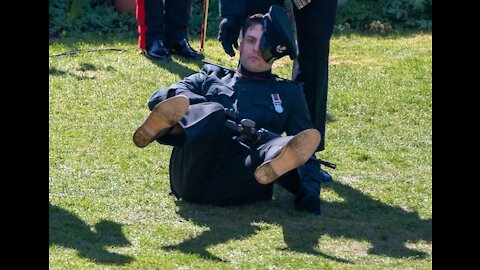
[{"xmin": 239, "ymin": 24, "xmax": 273, "ymax": 73}]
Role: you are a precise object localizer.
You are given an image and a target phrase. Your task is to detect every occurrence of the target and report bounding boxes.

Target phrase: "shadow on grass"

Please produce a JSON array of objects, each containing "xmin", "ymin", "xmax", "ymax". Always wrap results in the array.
[
  {"xmin": 49, "ymin": 67, "xmax": 92, "ymax": 80},
  {"xmin": 49, "ymin": 203, "xmax": 133, "ymax": 265},
  {"xmin": 162, "ymin": 181, "xmax": 431, "ymax": 264},
  {"xmin": 49, "ymin": 63, "xmax": 118, "ymax": 81},
  {"xmin": 145, "ymin": 55, "xmax": 205, "ymax": 78},
  {"xmin": 49, "ymin": 51, "xmax": 203, "ymax": 80},
  {"xmin": 326, "ymin": 112, "xmax": 335, "ymax": 123}
]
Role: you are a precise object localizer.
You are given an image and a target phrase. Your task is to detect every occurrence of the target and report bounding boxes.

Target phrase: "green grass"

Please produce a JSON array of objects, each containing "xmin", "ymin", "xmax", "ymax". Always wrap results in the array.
[{"xmin": 49, "ymin": 31, "xmax": 432, "ymax": 269}]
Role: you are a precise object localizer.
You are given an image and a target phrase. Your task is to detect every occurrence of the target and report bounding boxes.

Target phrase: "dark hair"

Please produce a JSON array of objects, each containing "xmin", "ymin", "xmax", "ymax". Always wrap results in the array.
[{"xmin": 241, "ymin": 14, "xmax": 264, "ymax": 38}]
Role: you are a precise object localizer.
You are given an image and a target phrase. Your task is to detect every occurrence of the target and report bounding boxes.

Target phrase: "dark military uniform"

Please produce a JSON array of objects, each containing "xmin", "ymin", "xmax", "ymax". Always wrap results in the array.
[
  {"xmin": 136, "ymin": 0, "xmax": 191, "ymax": 50},
  {"xmin": 219, "ymin": 0, "xmax": 338, "ymax": 151},
  {"xmin": 146, "ymin": 62, "xmax": 323, "ymax": 206}
]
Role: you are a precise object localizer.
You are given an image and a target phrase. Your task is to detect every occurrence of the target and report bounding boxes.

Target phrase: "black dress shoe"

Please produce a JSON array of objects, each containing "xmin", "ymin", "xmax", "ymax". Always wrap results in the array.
[
  {"xmin": 169, "ymin": 38, "xmax": 204, "ymax": 59},
  {"xmin": 145, "ymin": 40, "xmax": 170, "ymax": 60}
]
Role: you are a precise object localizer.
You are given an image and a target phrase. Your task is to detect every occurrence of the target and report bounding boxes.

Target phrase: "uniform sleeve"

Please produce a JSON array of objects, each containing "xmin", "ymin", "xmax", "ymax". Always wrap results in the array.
[
  {"xmin": 147, "ymin": 72, "xmax": 207, "ymax": 110},
  {"xmin": 285, "ymin": 84, "xmax": 314, "ymax": 136},
  {"xmin": 219, "ymin": 0, "xmax": 247, "ymax": 17}
]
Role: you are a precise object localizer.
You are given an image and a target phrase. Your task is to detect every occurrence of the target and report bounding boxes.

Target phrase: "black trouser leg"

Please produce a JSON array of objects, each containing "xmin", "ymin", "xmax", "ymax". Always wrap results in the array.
[
  {"xmin": 293, "ymin": 0, "xmax": 337, "ymax": 151},
  {"xmin": 164, "ymin": 0, "xmax": 191, "ymax": 47},
  {"xmin": 136, "ymin": 0, "xmax": 165, "ymax": 49}
]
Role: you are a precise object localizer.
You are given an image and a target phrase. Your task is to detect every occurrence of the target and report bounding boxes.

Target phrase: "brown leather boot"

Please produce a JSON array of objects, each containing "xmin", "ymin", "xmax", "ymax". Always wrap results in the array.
[
  {"xmin": 133, "ymin": 95, "xmax": 189, "ymax": 148},
  {"xmin": 254, "ymin": 129, "xmax": 321, "ymax": 184}
]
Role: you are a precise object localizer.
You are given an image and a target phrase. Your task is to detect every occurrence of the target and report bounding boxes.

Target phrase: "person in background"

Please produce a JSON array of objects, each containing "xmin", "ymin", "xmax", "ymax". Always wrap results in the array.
[{"xmin": 136, "ymin": 0, "xmax": 204, "ymax": 60}]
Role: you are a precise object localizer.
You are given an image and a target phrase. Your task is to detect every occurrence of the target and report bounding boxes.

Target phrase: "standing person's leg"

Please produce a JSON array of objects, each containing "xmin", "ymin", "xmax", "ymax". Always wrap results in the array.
[
  {"xmin": 293, "ymin": 0, "xmax": 337, "ymax": 152},
  {"xmin": 136, "ymin": 0, "xmax": 170, "ymax": 59},
  {"xmin": 164, "ymin": 0, "xmax": 190, "ymax": 47},
  {"xmin": 164, "ymin": 0, "xmax": 204, "ymax": 59}
]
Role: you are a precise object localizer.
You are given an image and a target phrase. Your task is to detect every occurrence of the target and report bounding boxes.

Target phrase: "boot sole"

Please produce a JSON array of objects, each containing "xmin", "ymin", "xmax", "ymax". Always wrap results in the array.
[
  {"xmin": 133, "ymin": 95, "xmax": 189, "ymax": 148},
  {"xmin": 254, "ymin": 129, "xmax": 321, "ymax": 185}
]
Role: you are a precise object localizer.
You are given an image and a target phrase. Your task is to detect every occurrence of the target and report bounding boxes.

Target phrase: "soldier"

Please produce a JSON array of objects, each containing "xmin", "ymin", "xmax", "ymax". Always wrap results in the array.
[
  {"xmin": 218, "ymin": 0, "xmax": 337, "ymax": 160},
  {"xmin": 133, "ymin": 9, "xmax": 326, "ymax": 215},
  {"xmin": 135, "ymin": 0, "xmax": 204, "ymax": 60}
]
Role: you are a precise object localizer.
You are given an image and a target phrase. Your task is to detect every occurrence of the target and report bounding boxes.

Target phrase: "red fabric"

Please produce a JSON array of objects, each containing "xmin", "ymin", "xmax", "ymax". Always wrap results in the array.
[{"xmin": 136, "ymin": 0, "xmax": 147, "ymax": 50}]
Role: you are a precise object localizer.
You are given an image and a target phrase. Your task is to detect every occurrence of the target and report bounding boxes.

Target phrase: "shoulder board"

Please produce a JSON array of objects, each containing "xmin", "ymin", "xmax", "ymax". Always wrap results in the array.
[{"xmin": 202, "ymin": 60, "xmax": 236, "ymax": 74}]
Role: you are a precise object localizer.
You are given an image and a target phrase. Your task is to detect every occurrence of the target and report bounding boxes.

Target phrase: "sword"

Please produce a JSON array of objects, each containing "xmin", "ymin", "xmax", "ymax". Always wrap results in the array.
[{"xmin": 200, "ymin": 0, "xmax": 210, "ymax": 51}]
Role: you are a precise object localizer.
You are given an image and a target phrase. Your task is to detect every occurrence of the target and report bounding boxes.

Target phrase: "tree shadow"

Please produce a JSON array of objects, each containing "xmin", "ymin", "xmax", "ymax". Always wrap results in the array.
[
  {"xmin": 49, "ymin": 203, "xmax": 133, "ymax": 265},
  {"xmin": 49, "ymin": 63, "xmax": 117, "ymax": 80},
  {"xmin": 49, "ymin": 67, "xmax": 67, "ymax": 76},
  {"xmin": 48, "ymin": 33, "xmax": 136, "ymax": 48},
  {"xmin": 49, "ymin": 34, "xmax": 205, "ymax": 78},
  {"xmin": 49, "ymin": 66, "xmax": 94, "ymax": 80},
  {"xmin": 162, "ymin": 181, "xmax": 431, "ymax": 264},
  {"xmin": 333, "ymin": 29, "xmax": 432, "ymax": 39}
]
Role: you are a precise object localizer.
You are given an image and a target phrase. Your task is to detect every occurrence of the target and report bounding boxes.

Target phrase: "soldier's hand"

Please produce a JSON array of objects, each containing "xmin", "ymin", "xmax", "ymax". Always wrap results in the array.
[{"xmin": 218, "ymin": 15, "xmax": 242, "ymax": 57}]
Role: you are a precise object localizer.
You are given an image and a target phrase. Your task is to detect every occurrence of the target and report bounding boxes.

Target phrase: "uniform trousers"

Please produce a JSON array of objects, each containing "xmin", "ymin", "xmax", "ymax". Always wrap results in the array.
[{"xmin": 157, "ymin": 102, "xmax": 302, "ymax": 206}]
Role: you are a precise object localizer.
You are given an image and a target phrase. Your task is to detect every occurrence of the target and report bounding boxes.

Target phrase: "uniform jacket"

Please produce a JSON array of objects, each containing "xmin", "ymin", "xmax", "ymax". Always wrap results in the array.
[{"xmin": 149, "ymin": 62, "xmax": 313, "ymax": 136}]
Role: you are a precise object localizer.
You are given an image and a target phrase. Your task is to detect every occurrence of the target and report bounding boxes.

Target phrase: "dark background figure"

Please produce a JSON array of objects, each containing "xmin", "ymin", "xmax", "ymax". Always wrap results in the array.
[
  {"xmin": 218, "ymin": 0, "xmax": 337, "ymax": 152},
  {"xmin": 136, "ymin": 0, "xmax": 204, "ymax": 60}
]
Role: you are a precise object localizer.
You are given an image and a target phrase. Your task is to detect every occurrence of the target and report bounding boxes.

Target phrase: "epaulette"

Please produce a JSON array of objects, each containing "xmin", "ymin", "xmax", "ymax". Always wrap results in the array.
[{"xmin": 202, "ymin": 60, "xmax": 236, "ymax": 75}]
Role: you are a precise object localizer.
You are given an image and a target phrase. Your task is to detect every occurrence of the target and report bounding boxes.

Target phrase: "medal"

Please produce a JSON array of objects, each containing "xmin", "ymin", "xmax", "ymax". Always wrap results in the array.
[{"xmin": 271, "ymin": 93, "xmax": 284, "ymax": 113}]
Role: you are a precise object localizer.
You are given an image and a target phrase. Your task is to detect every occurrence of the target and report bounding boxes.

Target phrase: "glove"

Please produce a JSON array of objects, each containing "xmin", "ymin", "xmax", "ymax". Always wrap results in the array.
[{"xmin": 218, "ymin": 15, "xmax": 242, "ymax": 57}]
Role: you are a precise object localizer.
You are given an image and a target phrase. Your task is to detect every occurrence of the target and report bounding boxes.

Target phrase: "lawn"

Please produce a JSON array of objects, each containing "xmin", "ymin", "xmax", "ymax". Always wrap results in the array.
[{"xmin": 49, "ymin": 31, "xmax": 432, "ymax": 269}]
